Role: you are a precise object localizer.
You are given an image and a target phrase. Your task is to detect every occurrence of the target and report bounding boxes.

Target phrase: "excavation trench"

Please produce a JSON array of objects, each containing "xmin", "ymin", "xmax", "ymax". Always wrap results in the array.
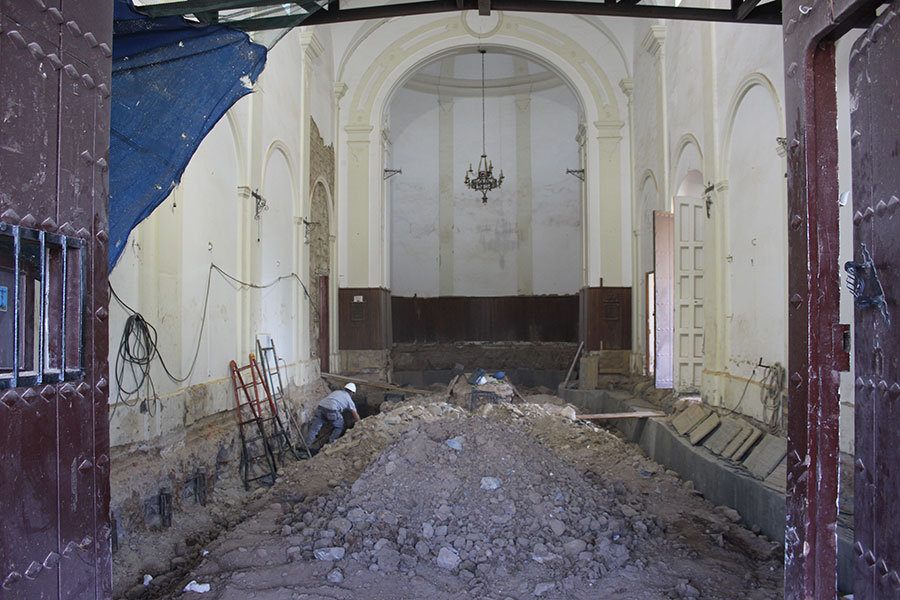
[{"xmin": 115, "ymin": 388, "xmax": 783, "ymax": 600}]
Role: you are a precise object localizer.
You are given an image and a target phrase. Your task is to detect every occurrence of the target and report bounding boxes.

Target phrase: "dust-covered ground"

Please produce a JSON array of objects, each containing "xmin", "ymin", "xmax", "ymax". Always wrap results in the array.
[{"xmin": 117, "ymin": 392, "xmax": 784, "ymax": 599}]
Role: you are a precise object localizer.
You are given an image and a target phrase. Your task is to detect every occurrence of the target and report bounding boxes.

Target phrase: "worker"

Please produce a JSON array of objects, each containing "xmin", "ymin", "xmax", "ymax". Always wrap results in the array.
[{"xmin": 305, "ymin": 382, "xmax": 360, "ymax": 450}]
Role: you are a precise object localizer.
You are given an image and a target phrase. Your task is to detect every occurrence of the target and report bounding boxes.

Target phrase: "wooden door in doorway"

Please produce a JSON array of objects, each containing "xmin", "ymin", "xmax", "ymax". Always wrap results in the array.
[
  {"xmin": 653, "ymin": 211, "xmax": 674, "ymax": 389},
  {"xmin": 318, "ymin": 274, "xmax": 329, "ymax": 373}
]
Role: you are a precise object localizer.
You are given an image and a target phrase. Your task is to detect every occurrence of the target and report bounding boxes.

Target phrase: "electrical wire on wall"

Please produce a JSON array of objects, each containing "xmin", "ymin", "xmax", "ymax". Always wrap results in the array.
[
  {"xmin": 109, "ymin": 263, "xmax": 316, "ymax": 421},
  {"xmin": 725, "ymin": 357, "xmax": 787, "ymax": 435},
  {"xmin": 760, "ymin": 362, "xmax": 786, "ymax": 434}
]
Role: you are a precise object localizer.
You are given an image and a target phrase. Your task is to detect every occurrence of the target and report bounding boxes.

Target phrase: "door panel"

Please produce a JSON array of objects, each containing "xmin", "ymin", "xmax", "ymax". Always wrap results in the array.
[
  {"xmin": 674, "ymin": 197, "xmax": 704, "ymax": 390},
  {"xmin": 850, "ymin": 5, "xmax": 900, "ymax": 597},
  {"xmin": 653, "ymin": 211, "xmax": 674, "ymax": 389},
  {"xmin": 0, "ymin": 2, "xmax": 112, "ymax": 599}
]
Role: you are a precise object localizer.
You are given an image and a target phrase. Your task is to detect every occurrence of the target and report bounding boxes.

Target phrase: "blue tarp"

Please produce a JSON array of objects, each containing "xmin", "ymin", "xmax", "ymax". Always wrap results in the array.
[{"xmin": 109, "ymin": 0, "xmax": 267, "ymax": 271}]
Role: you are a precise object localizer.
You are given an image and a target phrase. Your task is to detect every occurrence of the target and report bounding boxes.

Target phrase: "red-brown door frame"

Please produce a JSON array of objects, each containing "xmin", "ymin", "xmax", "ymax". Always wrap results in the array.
[{"xmin": 781, "ymin": 0, "xmax": 875, "ymax": 597}]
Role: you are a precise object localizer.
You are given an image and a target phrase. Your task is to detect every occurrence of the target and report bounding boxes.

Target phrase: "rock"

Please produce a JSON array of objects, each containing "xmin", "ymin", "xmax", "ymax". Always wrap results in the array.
[
  {"xmin": 548, "ymin": 519, "xmax": 566, "ymax": 536},
  {"xmin": 718, "ymin": 506, "xmax": 742, "ymax": 523},
  {"xmin": 563, "ymin": 539, "xmax": 587, "ymax": 555},
  {"xmin": 445, "ymin": 437, "xmax": 464, "ymax": 451},
  {"xmin": 327, "ymin": 569, "xmax": 344, "ymax": 583},
  {"xmin": 385, "ymin": 461, "xmax": 397, "ymax": 475},
  {"xmin": 534, "ymin": 582, "xmax": 556, "ymax": 596},
  {"xmin": 415, "ymin": 540, "xmax": 431, "ymax": 557},
  {"xmin": 437, "ymin": 547, "xmax": 461, "ymax": 570},
  {"xmin": 620, "ymin": 504, "xmax": 638, "ymax": 518},
  {"xmin": 314, "ymin": 547, "xmax": 346, "ymax": 561},
  {"xmin": 125, "ymin": 584, "xmax": 147, "ymax": 599},
  {"xmin": 376, "ymin": 547, "xmax": 401, "ymax": 572},
  {"xmin": 423, "ymin": 522, "xmax": 434, "ymax": 539},
  {"xmin": 480, "ymin": 477, "xmax": 502, "ymax": 491},
  {"xmin": 347, "ymin": 508, "xmax": 367, "ymax": 522},
  {"xmin": 329, "ymin": 517, "xmax": 352, "ymax": 535}
]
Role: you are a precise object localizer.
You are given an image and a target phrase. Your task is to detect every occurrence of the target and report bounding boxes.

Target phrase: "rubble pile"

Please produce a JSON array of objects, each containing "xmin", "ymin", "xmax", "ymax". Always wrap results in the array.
[
  {"xmin": 142, "ymin": 397, "xmax": 783, "ymax": 600},
  {"xmin": 285, "ymin": 413, "xmax": 646, "ymax": 596}
]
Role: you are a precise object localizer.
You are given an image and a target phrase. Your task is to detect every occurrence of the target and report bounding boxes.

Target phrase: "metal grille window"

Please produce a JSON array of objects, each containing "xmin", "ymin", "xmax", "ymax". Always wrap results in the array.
[{"xmin": 0, "ymin": 223, "xmax": 86, "ymax": 389}]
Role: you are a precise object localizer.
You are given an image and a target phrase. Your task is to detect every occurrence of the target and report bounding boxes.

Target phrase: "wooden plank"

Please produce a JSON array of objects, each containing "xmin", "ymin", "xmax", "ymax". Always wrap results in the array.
[
  {"xmin": 576, "ymin": 410, "xmax": 665, "ymax": 420},
  {"xmin": 321, "ymin": 372, "xmax": 430, "ymax": 394},
  {"xmin": 562, "ymin": 341, "xmax": 584, "ymax": 388}
]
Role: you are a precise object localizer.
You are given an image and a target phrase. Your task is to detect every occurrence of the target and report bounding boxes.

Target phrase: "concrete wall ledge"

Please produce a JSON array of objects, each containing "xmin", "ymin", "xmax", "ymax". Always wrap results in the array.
[{"xmin": 559, "ymin": 387, "xmax": 853, "ymax": 594}]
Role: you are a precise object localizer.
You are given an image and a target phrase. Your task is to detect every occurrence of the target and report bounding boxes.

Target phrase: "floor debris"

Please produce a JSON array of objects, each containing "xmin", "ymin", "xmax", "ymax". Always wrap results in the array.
[{"xmin": 124, "ymin": 392, "xmax": 783, "ymax": 600}]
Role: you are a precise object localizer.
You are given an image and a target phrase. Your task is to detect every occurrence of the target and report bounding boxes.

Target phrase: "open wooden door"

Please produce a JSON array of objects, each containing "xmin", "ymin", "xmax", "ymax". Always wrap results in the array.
[
  {"xmin": 318, "ymin": 274, "xmax": 330, "ymax": 374},
  {"xmin": 674, "ymin": 197, "xmax": 705, "ymax": 390},
  {"xmin": 849, "ymin": 7, "xmax": 900, "ymax": 597},
  {"xmin": 0, "ymin": 2, "xmax": 113, "ymax": 598},
  {"xmin": 653, "ymin": 211, "xmax": 674, "ymax": 389}
]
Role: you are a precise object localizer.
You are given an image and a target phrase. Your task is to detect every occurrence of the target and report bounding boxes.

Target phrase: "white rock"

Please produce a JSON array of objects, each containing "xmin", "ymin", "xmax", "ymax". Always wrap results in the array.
[
  {"xmin": 534, "ymin": 582, "xmax": 556, "ymax": 596},
  {"xmin": 327, "ymin": 568, "xmax": 344, "ymax": 583},
  {"xmin": 436, "ymin": 547, "xmax": 460, "ymax": 570},
  {"xmin": 142, "ymin": 574, "xmax": 153, "ymax": 586},
  {"xmin": 480, "ymin": 477, "xmax": 502, "ymax": 491},
  {"xmin": 183, "ymin": 580, "xmax": 210, "ymax": 593},
  {"xmin": 314, "ymin": 547, "xmax": 346, "ymax": 561}
]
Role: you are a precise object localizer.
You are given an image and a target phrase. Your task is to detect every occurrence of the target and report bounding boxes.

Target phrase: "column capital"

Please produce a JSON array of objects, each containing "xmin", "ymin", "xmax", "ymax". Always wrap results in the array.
[
  {"xmin": 641, "ymin": 25, "xmax": 667, "ymax": 58},
  {"xmin": 299, "ymin": 30, "xmax": 324, "ymax": 61},
  {"xmin": 619, "ymin": 78, "xmax": 634, "ymax": 99},
  {"xmin": 334, "ymin": 82, "xmax": 348, "ymax": 102},
  {"xmin": 345, "ymin": 124, "xmax": 374, "ymax": 142},
  {"xmin": 594, "ymin": 119, "xmax": 625, "ymax": 141}
]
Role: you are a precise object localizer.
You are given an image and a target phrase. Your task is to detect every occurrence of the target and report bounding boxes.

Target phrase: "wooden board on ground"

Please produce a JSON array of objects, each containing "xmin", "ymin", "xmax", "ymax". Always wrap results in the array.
[
  {"xmin": 743, "ymin": 434, "xmax": 787, "ymax": 480},
  {"xmin": 322, "ymin": 373, "xmax": 431, "ymax": 395},
  {"xmin": 703, "ymin": 417, "xmax": 744, "ymax": 455},
  {"xmin": 689, "ymin": 412, "xmax": 721, "ymax": 445},
  {"xmin": 576, "ymin": 410, "xmax": 665, "ymax": 420},
  {"xmin": 672, "ymin": 403, "xmax": 709, "ymax": 435}
]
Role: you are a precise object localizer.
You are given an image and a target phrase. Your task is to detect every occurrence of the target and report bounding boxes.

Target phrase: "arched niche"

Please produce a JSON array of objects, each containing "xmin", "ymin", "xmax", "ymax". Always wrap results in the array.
[
  {"xmin": 723, "ymin": 77, "xmax": 787, "ymax": 420},
  {"xmin": 259, "ymin": 143, "xmax": 298, "ymax": 363}
]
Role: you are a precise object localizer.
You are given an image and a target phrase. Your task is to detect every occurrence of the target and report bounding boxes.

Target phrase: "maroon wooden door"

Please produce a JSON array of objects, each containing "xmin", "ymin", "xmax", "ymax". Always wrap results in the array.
[
  {"xmin": 318, "ymin": 274, "xmax": 329, "ymax": 373},
  {"xmin": 653, "ymin": 211, "xmax": 674, "ymax": 389},
  {"xmin": 850, "ymin": 5, "xmax": 900, "ymax": 597},
  {"xmin": 0, "ymin": 2, "xmax": 112, "ymax": 599}
]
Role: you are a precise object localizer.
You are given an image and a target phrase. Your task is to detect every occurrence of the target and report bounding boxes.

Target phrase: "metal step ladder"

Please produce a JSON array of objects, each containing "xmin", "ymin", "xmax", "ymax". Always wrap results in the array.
[
  {"xmin": 230, "ymin": 359, "xmax": 277, "ymax": 489},
  {"xmin": 257, "ymin": 337, "xmax": 314, "ymax": 459}
]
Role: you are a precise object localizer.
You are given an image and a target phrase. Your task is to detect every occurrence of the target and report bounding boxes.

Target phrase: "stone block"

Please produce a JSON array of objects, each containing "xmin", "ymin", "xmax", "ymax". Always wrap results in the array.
[
  {"xmin": 722, "ymin": 423, "xmax": 753, "ymax": 459},
  {"xmin": 703, "ymin": 417, "xmax": 744, "ymax": 455},
  {"xmin": 731, "ymin": 426, "xmax": 763, "ymax": 461},
  {"xmin": 672, "ymin": 404, "xmax": 709, "ymax": 435},
  {"xmin": 580, "ymin": 356, "xmax": 599, "ymax": 390},
  {"xmin": 743, "ymin": 434, "xmax": 787, "ymax": 480},
  {"xmin": 689, "ymin": 412, "xmax": 721, "ymax": 445}
]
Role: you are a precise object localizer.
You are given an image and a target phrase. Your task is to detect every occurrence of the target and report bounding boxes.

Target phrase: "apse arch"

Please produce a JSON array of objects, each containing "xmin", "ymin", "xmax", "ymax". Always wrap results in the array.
[{"xmin": 340, "ymin": 12, "xmax": 625, "ymax": 131}]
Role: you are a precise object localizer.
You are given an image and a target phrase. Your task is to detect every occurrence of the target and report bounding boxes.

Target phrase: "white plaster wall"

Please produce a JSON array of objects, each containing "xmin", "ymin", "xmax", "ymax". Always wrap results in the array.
[
  {"xmin": 531, "ymin": 85, "xmax": 582, "ymax": 295},
  {"xmin": 389, "ymin": 89, "xmax": 440, "ymax": 296},
  {"xmin": 725, "ymin": 83, "xmax": 787, "ymax": 421},
  {"xmin": 108, "ymin": 31, "xmax": 339, "ymax": 447},
  {"xmin": 388, "ymin": 67, "xmax": 581, "ymax": 297},
  {"xmin": 260, "ymin": 150, "xmax": 297, "ymax": 363}
]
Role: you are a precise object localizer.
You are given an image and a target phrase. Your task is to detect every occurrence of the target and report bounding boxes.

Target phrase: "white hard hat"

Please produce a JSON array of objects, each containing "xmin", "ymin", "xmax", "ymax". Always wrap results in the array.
[{"xmin": 344, "ymin": 382, "xmax": 357, "ymax": 393}]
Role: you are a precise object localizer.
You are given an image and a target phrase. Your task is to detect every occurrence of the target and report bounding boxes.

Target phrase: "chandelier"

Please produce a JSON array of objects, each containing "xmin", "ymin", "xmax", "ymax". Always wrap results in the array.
[{"xmin": 464, "ymin": 49, "xmax": 504, "ymax": 204}]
